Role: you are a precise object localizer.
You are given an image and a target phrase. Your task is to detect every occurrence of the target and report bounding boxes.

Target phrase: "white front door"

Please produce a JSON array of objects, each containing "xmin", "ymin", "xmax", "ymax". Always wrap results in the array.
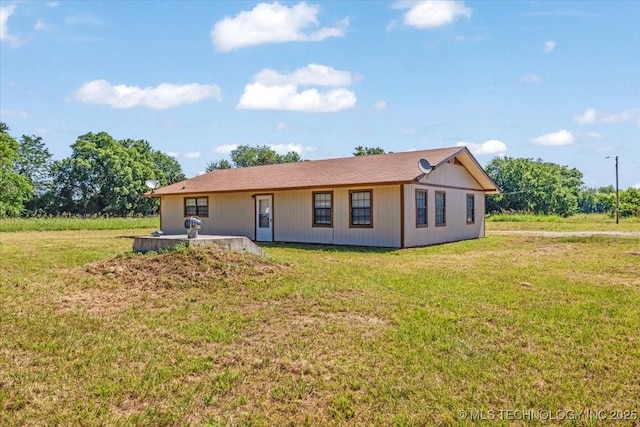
[{"xmin": 256, "ymin": 195, "xmax": 273, "ymax": 242}]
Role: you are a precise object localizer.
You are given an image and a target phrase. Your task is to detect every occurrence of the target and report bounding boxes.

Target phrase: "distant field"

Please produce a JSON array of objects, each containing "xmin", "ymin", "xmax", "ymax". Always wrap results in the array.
[
  {"xmin": 1, "ymin": 224, "xmax": 639, "ymax": 425},
  {"xmin": 0, "ymin": 216, "xmax": 159, "ymax": 232},
  {"xmin": 486, "ymin": 213, "xmax": 640, "ymax": 232}
]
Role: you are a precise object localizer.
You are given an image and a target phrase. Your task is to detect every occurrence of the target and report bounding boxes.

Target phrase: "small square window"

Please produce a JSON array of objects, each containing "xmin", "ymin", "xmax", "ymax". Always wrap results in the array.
[{"xmin": 184, "ymin": 197, "xmax": 208, "ymax": 217}]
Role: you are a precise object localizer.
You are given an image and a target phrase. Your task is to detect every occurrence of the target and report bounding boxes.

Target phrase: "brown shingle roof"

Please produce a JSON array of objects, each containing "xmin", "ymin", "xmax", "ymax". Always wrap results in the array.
[{"xmin": 152, "ymin": 146, "xmax": 499, "ymax": 196}]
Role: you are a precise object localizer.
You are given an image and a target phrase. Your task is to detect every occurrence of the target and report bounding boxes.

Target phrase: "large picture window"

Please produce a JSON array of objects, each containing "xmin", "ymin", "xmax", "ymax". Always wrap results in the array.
[
  {"xmin": 466, "ymin": 194, "xmax": 475, "ymax": 224},
  {"xmin": 313, "ymin": 192, "xmax": 333, "ymax": 227},
  {"xmin": 184, "ymin": 197, "xmax": 208, "ymax": 217},
  {"xmin": 350, "ymin": 190, "xmax": 372, "ymax": 227},
  {"xmin": 435, "ymin": 191, "xmax": 446, "ymax": 226},
  {"xmin": 416, "ymin": 190, "xmax": 427, "ymax": 227}
]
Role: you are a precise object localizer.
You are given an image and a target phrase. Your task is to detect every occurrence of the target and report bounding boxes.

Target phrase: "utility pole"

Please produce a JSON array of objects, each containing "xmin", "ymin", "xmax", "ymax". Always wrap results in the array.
[
  {"xmin": 614, "ymin": 155, "xmax": 619, "ymax": 224},
  {"xmin": 606, "ymin": 156, "xmax": 619, "ymax": 224}
]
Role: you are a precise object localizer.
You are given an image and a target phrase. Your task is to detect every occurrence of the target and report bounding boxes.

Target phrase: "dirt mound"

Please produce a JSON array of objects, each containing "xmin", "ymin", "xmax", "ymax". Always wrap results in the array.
[{"xmin": 84, "ymin": 246, "xmax": 289, "ymax": 289}]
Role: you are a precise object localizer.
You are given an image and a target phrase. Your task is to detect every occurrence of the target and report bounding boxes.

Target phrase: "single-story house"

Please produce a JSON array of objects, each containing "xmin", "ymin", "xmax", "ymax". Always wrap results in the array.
[{"xmin": 150, "ymin": 146, "xmax": 499, "ymax": 248}]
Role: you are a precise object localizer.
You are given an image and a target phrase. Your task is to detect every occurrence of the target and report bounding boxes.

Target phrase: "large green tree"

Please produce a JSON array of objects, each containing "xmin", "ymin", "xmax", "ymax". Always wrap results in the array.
[
  {"xmin": 353, "ymin": 146, "xmax": 385, "ymax": 156},
  {"xmin": 230, "ymin": 145, "xmax": 302, "ymax": 167},
  {"xmin": 47, "ymin": 132, "xmax": 184, "ymax": 215},
  {"xmin": 205, "ymin": 159, "xmax": 232, "ymax": 171},
  {"xmin": 486, "ymin": 157, "xmax": 583, "ymax": 216},
  {"xmin": 619, "ymin": 187, "xmax": 640, "ymax": 217},
  {"xmin": 0, "ymin": 124, "xmax": 33, "ymax": 217},
  {"xmin": 14, "ymin": 134, "xmax": 53, "ymax": 214},
  {"xmin": 204, "ymin": 145, "xmax": 303, "ymax": 169},
  {"xmin": 578, "ymin": 187, "xmax": 612, "ymax": 214}
]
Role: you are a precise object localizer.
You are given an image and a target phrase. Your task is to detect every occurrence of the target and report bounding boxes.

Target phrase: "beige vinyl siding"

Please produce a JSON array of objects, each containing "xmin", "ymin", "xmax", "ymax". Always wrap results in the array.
[
  {"xmin": 160, "ymin": 193, "xmax": 255, "ymax": 237},
  {"xmin": 417, "ymin": 161, "xmax": 484, "ymax": 189},
  {"xmin": 403, "ymin": 184, "xmax": 485, "ymax": 246},
  {"xmin": 161, "ymin": 185, "xmax": 401, "ymax": 247},
  {"xmin": 403, "ymin": 160, "xmax": 487, "ymax": 247},
  {"xmin": 333, "ymin": 186, "xmax": 400, "ymax": 247},
  {"xmin": 159, "ymin": 195, "xmax": 187, "ymax": 234},
  {"xmin": 274, "ymin": 189, "xmax": 334, "ymax": 244},
  {"xmin": 275, "ymin": 186, "xmax": 401, "ymax": 247}
]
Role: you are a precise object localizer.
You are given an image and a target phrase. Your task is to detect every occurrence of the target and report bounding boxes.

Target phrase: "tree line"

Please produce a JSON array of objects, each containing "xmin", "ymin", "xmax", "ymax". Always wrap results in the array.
[
  {"xmin": 1, "ymin": 123, "xmax": 184, "ymax": 217},
  {"xmin": 1, "ymin": 125, "xmax": 637, "ymax": 218},
  {"xmin": 485, "ymin": 156, "xmax": 639, "ymax": 217}
]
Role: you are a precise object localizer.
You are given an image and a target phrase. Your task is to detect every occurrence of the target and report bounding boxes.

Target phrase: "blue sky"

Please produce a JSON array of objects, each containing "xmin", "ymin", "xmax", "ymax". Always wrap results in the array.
[{"xmin": 1, "ymin": 0, "xmax": 638, "ymax": 188}]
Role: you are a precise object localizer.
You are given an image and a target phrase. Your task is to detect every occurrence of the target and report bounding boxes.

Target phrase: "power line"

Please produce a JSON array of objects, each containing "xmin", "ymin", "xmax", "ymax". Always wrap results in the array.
[{"xmin": 489, "ymin": 184, "xmax": 557, "ymax": 196}]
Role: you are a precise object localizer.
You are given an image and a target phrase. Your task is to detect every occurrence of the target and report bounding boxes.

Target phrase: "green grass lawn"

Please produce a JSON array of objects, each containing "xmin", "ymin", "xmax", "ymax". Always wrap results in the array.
[
  {"xmin": 486, "ymin": 213, "xmax": 640, "ymax": 232},
  {"xmin": 1, "ymin": 220, "xmax": 639, "ymax": 425}
]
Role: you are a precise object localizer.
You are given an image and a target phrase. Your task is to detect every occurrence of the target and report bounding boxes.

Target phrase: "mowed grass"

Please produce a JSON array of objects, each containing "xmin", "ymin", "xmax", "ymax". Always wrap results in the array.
[{"xmin": 1, "ymin": 225, "xmax": 639, "ymax": 425}]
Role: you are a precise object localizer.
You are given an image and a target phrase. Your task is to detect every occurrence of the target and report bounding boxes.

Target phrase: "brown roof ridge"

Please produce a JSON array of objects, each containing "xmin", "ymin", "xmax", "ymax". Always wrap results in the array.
[
  {"xmin": 151, "ymin": 146, "xmax": 496, "ymax": 196},
  {"xmin": 214, "ymin": 145, "xmax": 463, "ymax": 169}
]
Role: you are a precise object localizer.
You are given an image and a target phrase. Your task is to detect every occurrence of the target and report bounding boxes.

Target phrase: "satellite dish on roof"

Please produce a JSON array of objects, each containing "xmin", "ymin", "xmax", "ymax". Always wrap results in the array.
[
  {"xmin": 417, "ymin": 159, "xmax": 432, "ymax": 175},
  {"xmin": 145, "ymin": 180, "xmax": 160, "ymax": 192}
]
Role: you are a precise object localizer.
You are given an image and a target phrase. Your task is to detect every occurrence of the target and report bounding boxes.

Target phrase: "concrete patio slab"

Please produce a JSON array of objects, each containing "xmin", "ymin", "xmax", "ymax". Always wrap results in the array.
[{"xmin": 133, "ymin": 235, "xmax": 263, "ymax": 255}]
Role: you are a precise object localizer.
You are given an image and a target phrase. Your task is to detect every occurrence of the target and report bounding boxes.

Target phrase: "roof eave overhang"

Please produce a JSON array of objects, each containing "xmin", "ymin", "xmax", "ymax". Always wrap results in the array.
[{"xmin": 150, "ymin": 179, "xmax": 416, "ymax": 197}]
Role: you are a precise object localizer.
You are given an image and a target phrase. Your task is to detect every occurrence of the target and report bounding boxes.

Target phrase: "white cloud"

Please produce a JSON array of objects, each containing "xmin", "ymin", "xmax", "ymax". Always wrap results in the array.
[
  {"xmin": 633, "ymin": 182, "xmax": 640, "ymax": 189},
  {"xmin": 544, "ymin": 40, "xmax": 556, "ymax": 53},
  {"xmin": 253, "ymin": 63, "xmax": 355, "ymax": 87},
  {"xmin": 269, "ymin": 143, "xmax": 316, "ymax": 154},
  {"xmin": 392, "ymin": 0, "xmax": 471, "ymax": 29},
  {"xmin": 213, "ymin": 144, "xmax": 239, "ymax": 154},
  {"xmin": 574, "ymin": 107, "xmax": 597, "ymax": 124},
  {"xmin": 237, "ymin": 64, "xmax": 357, "ymax": 113},
  {"xmin": 1, "ymin": 4, "xmax": 25, "ymax": 47},
  {"xmin": 386, "ymin": 20, "xmax": 398, "ymax": 32},
  {"xmin": 34, "ymin": 19, "xmax": 49, "ymax": 31},
  {"xmin": 373, "ymin": 100, "xmax": 387, "ymax": 111},
  {"xmin": 48, "ymin": 2, "xmax": 60, "ymax": 7},
  {"xmin": 401, "ymin": 128, "xmax": 417, "ymax": 136},
  {"xmin": 574, "ymin": 107, "xmax": 639, "ymax": 125},
  {"xmin": 211, "ymin": 2, "xmax": 348, "ymax": 52},
  {"xmin": 0, "ymin": 109, "xmax": 28, "ymax": 118},
  {"xmin": 239, "ymin": 84, "xmax": 356, "ymax": 112},
  {"xmin": 64, "ymin": 14, "xmax": 102, "ymax": 26},
  {"xmin": 530, "ymin": 129, "xmax": 575, "ymax": 146},
  {"xmin": 583, "ymin": 131, "xmax": 603, "ymax": 139},
  {"xmin": 275, "ymin": 122, "xmax": 288, "ymax": 131},
  {"xmin": 456, "ymin": 139, "xmax": 508, "ymax": 155},
  {"xmin": 71, "ymin": 80, "xmax": 222, "ymax": 109},
  {"xmin": 521, "ymin": 73, "xmax": 542, "ymax": 83},
  {"xmin": 164, "ymin": 151, "xmax": 202, "ymax": 159},
  {"xmin": 601, "ymin": 108, "xmax": 638, "ymax": 124}
]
